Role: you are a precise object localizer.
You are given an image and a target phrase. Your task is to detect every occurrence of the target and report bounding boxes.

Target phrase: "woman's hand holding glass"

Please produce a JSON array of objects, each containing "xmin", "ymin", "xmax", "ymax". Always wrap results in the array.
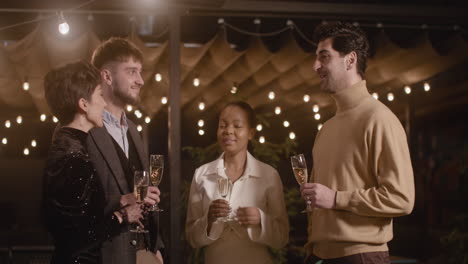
[
  {"xmin": 236, "ymin": 207, "xmax": 260, "ymax": 226},
  {"xmin": 208, "ymin": 199, "xmax": 231, "ymax": 224}
]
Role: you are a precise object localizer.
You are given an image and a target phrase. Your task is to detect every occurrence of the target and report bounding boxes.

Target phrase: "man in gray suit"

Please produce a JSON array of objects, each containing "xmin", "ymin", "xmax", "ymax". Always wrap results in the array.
[{"xmin": 87, "ymin": 37, "xmax": 164, "ymax": 263}]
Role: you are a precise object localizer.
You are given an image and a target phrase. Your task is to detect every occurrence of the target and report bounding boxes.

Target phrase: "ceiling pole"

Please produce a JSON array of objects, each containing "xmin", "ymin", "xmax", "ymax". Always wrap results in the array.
[{"xmin": 168, "ymin": 6, "xmax": 181, "ymax": 264}]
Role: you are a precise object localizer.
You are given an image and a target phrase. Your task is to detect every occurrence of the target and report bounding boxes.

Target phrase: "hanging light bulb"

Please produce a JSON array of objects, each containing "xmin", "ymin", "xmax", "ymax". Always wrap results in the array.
[
  {"xmin": 372, "ymin": 92, "xmax": 379, "ymax": 100},
  {"xmin": 23, "ymin": 79, "xmax": 30, "ymax": 91},
  {"xmin": 268, "ymin": 91, "xmax": 275, "ymax": 100},
  {"xmin": 155, "ymin": 73, "xmax": 162, "ymax": 82},
  {"xmin": 31, "ymin": 140, "xmax": 37, "ymax": 147},
  {"xmin": 198, "ymin": 129, "xmax": 205, "ymax": 136},
  {"xmin": 161, "ymin": 96, "xmax": 168, "ymax": 105},
  {"xmin": 53, "ymin": 116, "xmax": 59, "ymax": 123},
  {"xmin": 40, "ymin": 114, "xmax": 46, "ymax": 122},
  {"xmin": 274, "ymin": 106, "xmax": 281, "ymax": 115},
  {"xmin": 259, "ymin": 136, "xmax": 265, "ymax": 144},
  {"xmin": 134, "ymin": 110, "xmax": 142, "ymax": 118},
  {"xmin": 198, "ymin": 101, "xmax": 205, "ymax": 111},
  {"xmin": 58, "ymin": 12, "xmax": 70, "ymax": 35},
  {"xmin": 5, "ymin": 120, "xmax": 11, "ymax": 128},
  {"xmin": 424, "ymin": 82, "xmax": 431, "ymax": 92},
  {"xmin": 23, "ymin": 147, "xmax": 30, "ymax": 156},
  {"xmin": 317, "ymin": 124, "xmax": 323, "ymax": 131},
  {"xmin": 145, "ymin": 117, "xmax": 151, "ymax": 124},
  {"xmin": 313, "ymin": 104, "xmax": 320, "ymax": 113},
  {"xmin": 16, "ymin": 116, "xmax": 22, "ymax": 124},
  {"xmin": 137, "ymin": 125, "xmax": 143, "ymax": 132},
  {"xmin": 230, "ymin": 83, "xmax": 238, "ymax": 94},
  {"xmin": 289, "ymin": 132, "xmax": 296, "ymax": 140},
  {"xmin": 193, "ymin": 77, "xmax": 200, "ymax": 87},
  {"xmin": 283, "ymin": 120, "xmax": 290, "ymax": 127},
  {"xmin": 198, "ymin": 119, "xmax": 204, "ymax": 127},
  {"xmin": 387, "ymin": 92, "xmax": 394, "ymax": 102},
  {"xmin": 2, "ymin": 138, "xmax": 7, "ymax": 144},
  {"xmin": 404, "ymin": 86, "xmax": 412, "ymax": 94},
  {"xmin": 303, "ymin": 94, "xmax": 310, "ymax": 102},
  {"xmin": 256, "ymin": 124, "xmax": 263, "ymax": 131},
  {"xmin": 314, "ymin": 113, "xmax": 321, "ymax": 120},
  {"xmin": 126, "ymin": 105, "xmax": 133, "ymax": 112}
]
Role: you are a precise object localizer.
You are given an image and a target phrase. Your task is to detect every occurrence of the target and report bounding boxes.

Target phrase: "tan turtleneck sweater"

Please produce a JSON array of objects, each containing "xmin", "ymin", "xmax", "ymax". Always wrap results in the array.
[{"xmin": 305, "ymin": 80, "xmax": 415, "ymax": 259}]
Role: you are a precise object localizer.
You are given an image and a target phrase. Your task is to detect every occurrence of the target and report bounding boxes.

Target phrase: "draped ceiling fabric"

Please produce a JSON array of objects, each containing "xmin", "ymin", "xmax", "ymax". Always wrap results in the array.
[{"xmin": 0, "ymin": 21, "xmax": 467, "ymax": 127}]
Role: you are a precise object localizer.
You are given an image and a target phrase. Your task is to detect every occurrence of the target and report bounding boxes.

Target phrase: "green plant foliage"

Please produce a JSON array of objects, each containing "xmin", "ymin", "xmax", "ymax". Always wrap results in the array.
[{"xmin": 439, "ymin": 214, "xmax": 468, "ymax": 264}]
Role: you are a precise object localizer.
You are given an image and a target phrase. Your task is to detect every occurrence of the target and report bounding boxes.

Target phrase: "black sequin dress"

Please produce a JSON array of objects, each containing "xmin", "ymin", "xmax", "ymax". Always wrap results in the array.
[{"xmin": 42, "ymin": 127, "xmax": 123, "ymax": 264}]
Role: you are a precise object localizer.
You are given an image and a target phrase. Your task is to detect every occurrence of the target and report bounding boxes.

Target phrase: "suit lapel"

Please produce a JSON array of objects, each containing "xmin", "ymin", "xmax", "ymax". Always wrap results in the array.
[
  {"xmin": 89, "ymin": 127, "xmax": 130, "ymax": 194},
  {"xmin": 128, "ymin": 120, "xmax": 148, "ymax": 171}
]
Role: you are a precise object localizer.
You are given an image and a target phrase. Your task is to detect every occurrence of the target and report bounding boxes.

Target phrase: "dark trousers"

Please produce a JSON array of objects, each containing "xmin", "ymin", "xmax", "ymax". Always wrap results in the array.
[{"xmin": 306, "ymin": 251, "xmax": 390, "ymax": 264}]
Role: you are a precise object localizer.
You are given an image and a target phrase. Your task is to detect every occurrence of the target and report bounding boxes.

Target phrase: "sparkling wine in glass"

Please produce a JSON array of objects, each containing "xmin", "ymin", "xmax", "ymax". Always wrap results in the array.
[
  {"xmin": 217, "ymin": 177, "xmax": 231, "ymax": 221},
  {"xmin": 148, "ymin": 154, "xmax": 164, "ymax": 212},
  {"xmin": 131, "ymin": 170, "xmax": 149, "ymax": 233},
  {"xmin": 291, "ymin": 154, "xmax": 313, "ymax": 213}
]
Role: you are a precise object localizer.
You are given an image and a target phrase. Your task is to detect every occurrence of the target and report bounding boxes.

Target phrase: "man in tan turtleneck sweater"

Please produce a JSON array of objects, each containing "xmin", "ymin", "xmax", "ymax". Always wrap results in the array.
[{"xmin": 300, "ymin": 22, "xmax": 415, "ymax": 264}]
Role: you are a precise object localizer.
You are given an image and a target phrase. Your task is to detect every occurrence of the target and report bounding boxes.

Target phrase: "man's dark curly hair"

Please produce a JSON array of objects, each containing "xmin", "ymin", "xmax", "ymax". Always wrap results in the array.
[{"xmin": 313, "ymin": 22, "xmax": 369, "ymax": 78}]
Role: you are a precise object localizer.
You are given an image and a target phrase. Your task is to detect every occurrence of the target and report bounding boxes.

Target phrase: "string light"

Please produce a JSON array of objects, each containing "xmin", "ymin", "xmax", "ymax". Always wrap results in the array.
[
  {"xmin": 198, "ymin": 101, "xmax": 205, "ymax": 111},
  {"xmin": 1, "ymin": 138, "xmax": 7, "ymax": 145},
  {"xmin": 259, "ymin": 136, "xmax": 265, "ymax": 144},
  {"xmin": 5, "ymin": 120, "xmax": 11, "ymax": 128},
  {"xmin": 134, "ymin": 110, "xmax": 142, "ymax": 119},
  {"xmin": 303, "ymin": 94, "xmax": 310, "ymax": 102},
  {"xmin": 145, "ymin": 117, "xmax": 151, "ymax": 124},
  {"xmin": 424, "ymin": 82, "xmax": 431, "ymax": 92},
  {"xmin": 404, "ymin": 86, "xmax": 412, "ymax": 94},
  {"xmin": 256, "ymin": 124, "xmax": 262, "ymax": 131},
  {"xmin": 274, "ymin": 106, "xmax": 281, "ymax": 115},
  {"xmin": 31, "ymin": 140, "xmax": 37, "ymax": 147},
  {"xmin": 137, "ymin": 125, "xmax": 143, "ymax": 132},
  {"xmin": 314, "ymin": 113, "xmax": 321, "ymax": 120},
  {"xmin": 268, "ymin": 91, "xmax": 275, "ymax": 100},
  {"xmin": 155, "ymin": 73, "xmax": 162, "ymax": 82},
  {"xmin": 318, "ymin": 124, "xmax": 323, "ymax": 131},
  {"xmin": 193, "ymin": 77, "xmax": 200, "ymax": 87},
  {"xmin": 283, "ymin": 120, "xmax": 290, "ymax": 127},
  {"xmin": 23, "ymin": 79, "xmax": 30, "ymax": 91},
  {"xmin": 23, "ymin": 147, "xmax": 30, "ymax": 156},
  {"xmin": 313, "ymin": 104, "xmax": 320, "ymax": 113},
  {"xmin": 58, "ymin": 12, "xmax": 70, "ymax": 35},
  {"xmin": 16, "ymin": 116, "xmax": 22, "ymax": 124},
  {"xmin": 161, "ymin": 96, "xmax": 168, "ymax": 104},
  {"xmin": 372, "ymin": 93, "xmax": 379, "ymax": 100},
  {"xmin": 387, "ymin": 92, "xmax": 394, "ymax": 101},
  {"xmin": 53, "ymin": 116, "xmax": 59, "ymax": 123},
  {"xmin": 198, "ymin": 129, "xmax": 205, "ymax": 136},
  {"xmin": 289, "ymin": 132, "xmax": 296, "ymax": 140},
  {"xmin": 230, "ymin": 83, "xmax": 238, "ymax": 94},
  {"xmin": 126, "ymin": 105, "xmax": 133, "ymax": 112},
  {"xmin": 40, "ymin": 114, "xmax": 46, "ymax": 122},
  {"xmin": 198, "ymin": 119, "xmax": 204, "ymax": 127}
]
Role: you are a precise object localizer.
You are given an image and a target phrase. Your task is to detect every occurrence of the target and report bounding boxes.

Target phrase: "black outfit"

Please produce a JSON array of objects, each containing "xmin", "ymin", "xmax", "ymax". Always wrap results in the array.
[{"xmin": 42, "ymin": 127, "xmax": 123, "ymax": 264}]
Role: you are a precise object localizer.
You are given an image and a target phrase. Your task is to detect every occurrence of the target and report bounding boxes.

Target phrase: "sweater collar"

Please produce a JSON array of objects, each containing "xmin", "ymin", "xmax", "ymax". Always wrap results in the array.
[{"xmin": 331, "ymin": 80, "xmax": 370, "ymax": 113}]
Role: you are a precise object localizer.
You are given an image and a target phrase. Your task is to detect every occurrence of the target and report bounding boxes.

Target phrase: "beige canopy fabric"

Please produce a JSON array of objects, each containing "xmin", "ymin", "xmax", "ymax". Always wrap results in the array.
[{"xmin": 0, "ymin": 22, "xmax": 467, "ymax": 124}]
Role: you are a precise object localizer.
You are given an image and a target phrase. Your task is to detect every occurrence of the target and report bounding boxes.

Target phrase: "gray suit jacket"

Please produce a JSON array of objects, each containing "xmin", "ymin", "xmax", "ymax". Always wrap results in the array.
[{"xmin": 87, "ymin": 119, "xmax": 162, "ymax": 264}]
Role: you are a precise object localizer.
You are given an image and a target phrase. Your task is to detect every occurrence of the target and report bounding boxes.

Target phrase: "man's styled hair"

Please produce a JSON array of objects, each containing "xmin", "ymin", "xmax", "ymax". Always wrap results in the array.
[
  {"xmin": 91, "ymin": 37, "xmax": 143, "ymax": 70},
  {"xmin": 313, "ymin": 22, "xmax": 369, "ymax": 78},
  {"xmin": 44, "ymin": 61, "xmax": 100, "ymax": 125}
]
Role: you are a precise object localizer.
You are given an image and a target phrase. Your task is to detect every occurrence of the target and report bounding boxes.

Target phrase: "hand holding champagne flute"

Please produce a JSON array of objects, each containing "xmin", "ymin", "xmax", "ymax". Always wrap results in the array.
[
  {"xmin": 149, "ymin": 154, "xmax": 164, "ymax": 212},
  {"xmin": 131, "ymin": 170, "xmax": 149, "ymax": 233},
  {"xmin": 291, "ymin": 154, "xmax": 313, "ymax": 213},
  {"xmin": 217, "ymin": 177, "xmax": 232, "ymax": 221}
]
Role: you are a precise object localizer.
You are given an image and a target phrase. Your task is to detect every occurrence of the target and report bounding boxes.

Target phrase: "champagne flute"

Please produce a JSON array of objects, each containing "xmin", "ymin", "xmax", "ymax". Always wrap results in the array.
[
  {"xmin": 291, "ymin": 154, "xmax": 313, "ymax": 213},
  {"xmin": 148, "ymin": 154, "xmax": 164, "ymax": 212},
  {"xmin": 131, "ymin": 170, "xmax": 149, "ymax": 233},
  {"xmin": 217, "ymin": 177, "xmax": 231, "ymax": 221}
]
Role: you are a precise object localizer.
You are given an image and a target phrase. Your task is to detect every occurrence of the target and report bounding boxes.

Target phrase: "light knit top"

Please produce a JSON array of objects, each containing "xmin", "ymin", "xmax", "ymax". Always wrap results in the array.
[{"xmin": 305, "ymin": 80, "xmax": 415, "ymax": 259}]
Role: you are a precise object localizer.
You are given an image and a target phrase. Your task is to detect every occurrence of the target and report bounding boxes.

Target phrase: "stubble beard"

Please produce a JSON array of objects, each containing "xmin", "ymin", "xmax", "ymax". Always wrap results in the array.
[{"xmin": 114, "ymin": 85, "xmax": 140, "ymax": 106}]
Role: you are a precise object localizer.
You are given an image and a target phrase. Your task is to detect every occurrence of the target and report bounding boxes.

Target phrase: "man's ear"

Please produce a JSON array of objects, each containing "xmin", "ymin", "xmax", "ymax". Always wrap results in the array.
[
  {"xmin": 347, "ymin": 51, "xmax": 357, "ymax": 68},
  {"xmin": 77, "ymin": 98, "xmax": 88, "ymax": 113},
  {"xmin": 101, "ymin": 69, "xmax": 112, "ymax": 85}
]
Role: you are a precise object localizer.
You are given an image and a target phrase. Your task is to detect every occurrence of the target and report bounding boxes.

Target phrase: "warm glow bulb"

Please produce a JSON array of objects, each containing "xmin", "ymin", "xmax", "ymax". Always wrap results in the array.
[
  {"xmin": 1, "ymin": 138, "xmax": 7, "ymax": 144},
  {"xmin": 31, "ymin": 140, "xmax": 37, "ymax": 147},
  {"xmin": 314, "ymin": 113, "xmax": 321, "ymax": 120},
  {"xmin": 40, "ymin": 114, "xmax": 46, "ymax": 122},
  {"xmin": 161, "ymin": 97, "xmax": 168, "ymax": 105},
  {"xmin": 5, "ymin": 120, "xmax": 11, "ymax": 128},
  {"xmin": 23, "ymin": 81, "xmax": 30, "ymax": 91},
  {"xmin": 289, "ymin": 132, "xmax": 296, "ymax": 140},
  {"xmin": 198, "ymin": 129, "xmax": 205, "ymax": 136},
  {"xmin": 155, "ymin": 73, "xmax": 162, "ymax": 82},
  {"xmin": 274, "ymin": 106, "xmax": 281, "ymax": 115},
  {"xmin": 145, "ymin": 117, "xmax": 151, "ymax": 124},
  {"xmin": 126, "ymin": 105, "xmax": 133, "ymax": 112},
  {"xmin": 268, "ymin": 91, "xmax": 275, "ymax": 100},
  {"xmin": 259, "ymin": 136, "xmax": 265, "ymax": 144},
  {"xmin": 404, "ymin": 86, "xmax": 411, "ymax": 94},
  {"xmin": 256, "ymin": 124, "xmax": 263, "ymax": 131},
  {"xmin": 16, "ymin": 116, "xmax": 22, "ymax": 124},
  {"xmin": 193, "ymin": 78, "xmax": 200, "ymax": 87},
  {"xmin": 53, "ymin": 116, "xmax": 59, "ymax": 123},
  {"xmin": 303, "ymin": 94, "xmax": 310, "ymax": 102},
  {"xmin": 424, "ymin": 82, "xmax": 431, "ymax": 92},
  {"xmin": 230, "ymin": 86, "xmax": 238, "ymax": 94},
  {"xmin": 318, "ymin": 124, "xmax": 323, "ymax": 130},
  {"xmin": 137, "ymin": 125, "xmax": 143, "ymax": 132},
  {"xmin": 387, "ymin": 92, "xmax": 394, "ymax": 101},
  {"xmin": 198, "ymin": 102, "xmax": 205, "ymax": 111},
  {"xmin": 372, "ymin": 93, "xmax": 379, "ymax": 100},
  {"xmin": 58, "ymin": 22, "xmax": 70, "ymax": 35},
  {"xmin": 313, "ymin": 104, "xmax": 320, "ymax": 113},
  {"xmin": 283, "ymin": 120, "xmax": 290, "ymax": 127},
  {"xmin": 23, "ymin": 148, "xmax": 30, "ymax": 156},
  {"xmin": 134, "ymin": 110, "xmax": 142, "ymax": 118},
  {"xmin": 198, "ymin": 119, "xmax": 204, "ymax": 127}
]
